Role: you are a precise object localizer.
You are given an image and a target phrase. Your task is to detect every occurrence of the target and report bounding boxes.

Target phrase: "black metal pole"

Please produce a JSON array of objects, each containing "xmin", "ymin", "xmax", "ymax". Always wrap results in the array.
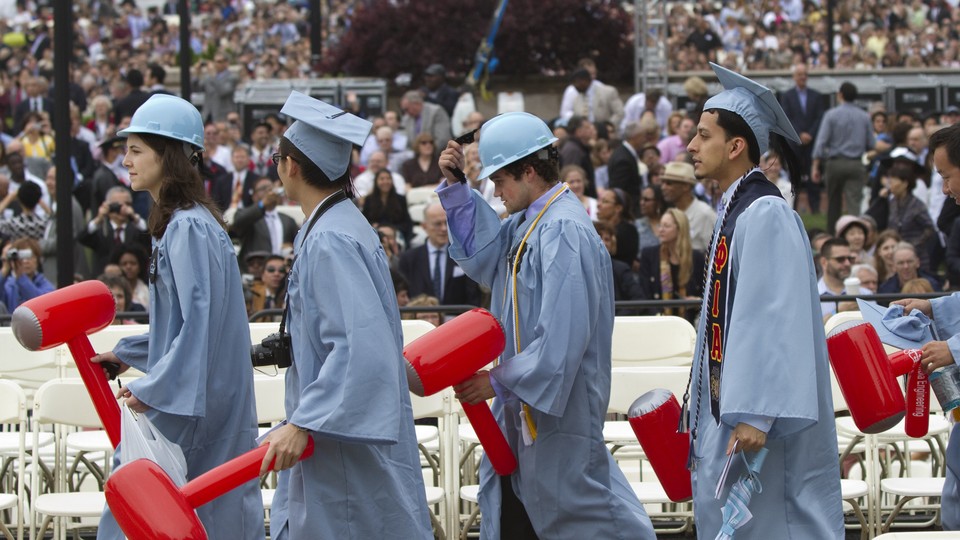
[
  {"xmin": 179, "ymin": 0, "xmax": 191, "ymax": 98},
  {"xmin": 53, "ymin": 0, "xmax": 74, "ymax": 287},
  {"xmin": 826, "ymin": 0, "xmax": 835, "ymax": 69},
  {"xmin": 310, "ymin": 0, "xmax": 323, "ymax": 74}
]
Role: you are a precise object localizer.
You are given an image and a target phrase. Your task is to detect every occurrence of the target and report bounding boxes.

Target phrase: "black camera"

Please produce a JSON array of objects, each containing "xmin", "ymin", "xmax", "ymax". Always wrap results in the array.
[
  {"xmin": 251, "ymin": 332, "xmax": 292, "ymax": 368},
  {"xmin": 108, "ymin": 202, "xmax": 123, "ymax": 213},
  {"xmin": 450, "ymin": 128, "xmax": 479, "ymax": 184}
]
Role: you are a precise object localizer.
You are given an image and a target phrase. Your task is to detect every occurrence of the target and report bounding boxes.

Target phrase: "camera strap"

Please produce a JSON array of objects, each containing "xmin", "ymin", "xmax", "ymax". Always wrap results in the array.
[{"xmin": 278, "ymin": 189, "xmax": 348, "ymax": 338}]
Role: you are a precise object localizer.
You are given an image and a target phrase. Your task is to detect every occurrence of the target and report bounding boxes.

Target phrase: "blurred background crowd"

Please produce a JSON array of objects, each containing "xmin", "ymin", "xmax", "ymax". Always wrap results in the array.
[{"xmin": 0, "ymin": 0, "xmax": 956, "ymax": 327}]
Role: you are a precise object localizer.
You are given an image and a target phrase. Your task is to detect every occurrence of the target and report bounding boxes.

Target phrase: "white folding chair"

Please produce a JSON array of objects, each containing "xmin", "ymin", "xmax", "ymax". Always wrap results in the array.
[
  {"xmin": 402, "ymin": 319, "xmax": 437, "ymax": 346},
  {"xmin": 605, "ymin": 367, "xmax": 693, "ymax": 534},
  {"xmin": 30, "ymin": 379, "xmax": 109, "ymax": 540},
  {"xmin": 411, "ymin": 390, "xmax": 454, "ymax": 540},
  {"xmin": 0, "ymin": 381, "xmax": 27, "ymax": 540},
  {"xmin": 253, "ymin": 374, "xmax": 286, "ymax": 517},
  {"xmin": 0, "ymin": 328, "xmax": 60, "ymax": 406},
  {"xmin": 610, "ymin": 316, "xmax": 696, "ymax": 367}
]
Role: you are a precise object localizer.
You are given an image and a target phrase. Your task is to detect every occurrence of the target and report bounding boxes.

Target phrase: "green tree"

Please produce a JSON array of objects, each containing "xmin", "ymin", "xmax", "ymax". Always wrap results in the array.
[{"xmin": 323, "ymin": 0, "xmax": 634, "ymax": 85}]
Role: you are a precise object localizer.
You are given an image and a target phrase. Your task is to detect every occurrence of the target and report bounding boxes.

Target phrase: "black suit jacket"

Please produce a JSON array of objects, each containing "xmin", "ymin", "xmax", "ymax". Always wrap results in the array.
[
  {"xmin": 637, "ymin": 245, "xmax": 706, "ymax": 303},
  {"xmin": 607, "ymin": 143, "xmax": 643, "ymax": 208},
  {"xmin": 14, "ymin": 97, "xmax": 54, "ymax": 133},
  {"xmin": 231, "ymin": 204, "xmax": 299, "ymax": 272},
  {"xmin": 780, "ymin": 86, "xmax": 825, "ymax": 159},
  {"xmin": 78, "ymin": 221, "xmax": 152, "ymax": 277},
  {"xmin": 201, "ymin": 160, "xmax": 233, "ymax": 213},
  {"xmin": 398, "ymin": 244, "xmax": 482, "ymax": 306}
]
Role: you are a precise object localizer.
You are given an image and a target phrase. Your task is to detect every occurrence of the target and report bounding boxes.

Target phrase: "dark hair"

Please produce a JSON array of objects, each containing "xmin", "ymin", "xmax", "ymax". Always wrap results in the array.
[
  {"xmin": 609, "ymin": 188, "xmax": 635, "ymax": 222},
  {"xmin": 16, "ymin": 180, "xmax": 41, "ymax": 209},
  {"xmin": 147, "ymin": 63, "xmax": 166, "ymax": 84},
  {"xmin": 109, "ymin": 243, "xmax": 149, "ymax": 283},
  {"xmin": 839, "ymin": 82, "xmax": 858, "ymax": 102},
  {"xmin": 642, "ymin": 184, "xmax": 667, "ymax": 218},
  {"xmin": 929, "ymin": 124, "xmax": 960, "ymax": 169},
  {"xmin": 391, "ymin": 268, "xmax": 409, "ymax": 294},
  {"xmin": 100, "ymin": 274, "xmax": 131, "ymax": 310},
  {"xmin": 887, "ymin": 161, "xmax": 920, "ymax": 191},
  {"xmin": 278, "ymin": 137, "xmax": 354, "ymax": 198},
  {"xmin": 362, "ymin": 169, "xmax": 408, "ymax": 227},
  {"xmin": 593, "ymin": 220, "xmax": 616, "ymax": 238},
  {"xmin": 501, "ymin": 145, "xmax": 560, "ymax": 184},
  {"xmin": 891, "ymin": 122, "xmax": 914, "ymax": 146},
  {"xmin": 710, "ymin": 108, "xmax": 802, "ymax": 192},
  {"xmin": 871, "ymin": 111, "xmax": 887, "ymax": 123},
  {"xmin": 253, "ymin": 121, "xmax": 272, "ymax": 133},
  {"xmin": 134, "ymin": 133, "xmax": 226, "ymax": 238},
  {"xmin": 820, "ymin": 236, "xmax": 849, "ymax": 260},
  {"xmin": 565, "ymin": 115, "xmax": 590, "ymax": 134},
  {"xmin": 125, "ymin": 69, "xmax": 144, "ymax": 88}
]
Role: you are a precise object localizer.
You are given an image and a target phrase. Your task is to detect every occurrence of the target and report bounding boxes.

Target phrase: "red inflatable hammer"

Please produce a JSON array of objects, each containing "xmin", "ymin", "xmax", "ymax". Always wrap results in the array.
[
  {"xmin": 12, "ymin": 281, "xmax": 121, "ymax": 446},
  {"xmin": 827, "ymin": 321, "xmax": 929, "ymax": 436},
  {"xmin": 404, "ymin": 308, "xmax": 518, "ymax": 475},
  {"xmin": 105, "ymin": 438, "xmax": 314, "ymax": 540}
]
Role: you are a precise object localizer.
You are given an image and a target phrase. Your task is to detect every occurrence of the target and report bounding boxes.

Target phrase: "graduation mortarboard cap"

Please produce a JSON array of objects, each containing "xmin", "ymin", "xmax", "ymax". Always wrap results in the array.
[
  {"xmin": 857, "ymin": 299, "xmax": 934, "ymax": 351},
  {"xmin": 279, "ymin": 91, "xmax": 372, "ymax": 181},
  {"xmin": 702, "ymin": 62, "xmax": 800, "ymax": 155}
]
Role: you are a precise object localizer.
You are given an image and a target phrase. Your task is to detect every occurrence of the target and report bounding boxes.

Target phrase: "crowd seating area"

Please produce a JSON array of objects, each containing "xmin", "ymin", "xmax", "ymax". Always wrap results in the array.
[{"xmin": 0, "ymin": 313, "xmax": 952, "ymax": 539}]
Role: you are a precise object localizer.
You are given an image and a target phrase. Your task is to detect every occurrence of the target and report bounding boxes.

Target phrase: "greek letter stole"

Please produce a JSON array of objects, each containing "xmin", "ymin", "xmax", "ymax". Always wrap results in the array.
[{"xmin": 706, "ymin": 172, "xmax": 783, "ymax": 423}]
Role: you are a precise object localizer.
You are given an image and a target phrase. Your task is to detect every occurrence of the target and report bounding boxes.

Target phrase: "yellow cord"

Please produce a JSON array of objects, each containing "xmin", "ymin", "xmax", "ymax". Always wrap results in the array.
[{"xmin": 507, "ymin": 184, "xmax": 569, "ymax": 441}]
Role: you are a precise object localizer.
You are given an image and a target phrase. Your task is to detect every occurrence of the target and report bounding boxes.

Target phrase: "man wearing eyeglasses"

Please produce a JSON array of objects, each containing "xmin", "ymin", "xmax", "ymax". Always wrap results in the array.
[
  {"xmin": 231, "ymin": 176, "xmax": 297, "ymax": 274},
  {"xmin": 817, "ymin": 237, "xmax": 871, "ymax": 320}
]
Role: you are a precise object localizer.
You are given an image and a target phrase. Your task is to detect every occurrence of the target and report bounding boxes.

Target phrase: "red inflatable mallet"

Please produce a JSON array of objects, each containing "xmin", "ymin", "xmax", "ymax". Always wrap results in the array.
[
  {"xmin": 12, "ymin": 280, "xmax": 122, "ymax": 446},
  {"xmin": 628, "ymin": 389, "xmax": 692, "ymax": 502},
  {"xmin": 827, "ymin": 321, "xmax": 929, "ymax": 436},
  {"xmin": 105, "ymin": 438, "xmax": 314, "ymax": 540},
  {"xmin": 404, "ymin": 308, "xmax": 518, "ymax": 475}
]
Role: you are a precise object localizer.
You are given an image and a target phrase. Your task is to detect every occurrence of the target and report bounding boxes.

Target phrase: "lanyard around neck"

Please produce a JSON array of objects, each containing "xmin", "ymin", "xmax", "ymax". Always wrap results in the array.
[{"xmin": 500, "ymin": 183, "xmax": 568, "ymax": 442}]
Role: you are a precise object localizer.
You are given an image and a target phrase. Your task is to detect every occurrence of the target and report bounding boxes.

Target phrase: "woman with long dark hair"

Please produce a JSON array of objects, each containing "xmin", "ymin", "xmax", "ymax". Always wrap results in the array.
[
  {"xmin": 109, "ymin": 243, "xmax": 149, "ymax": 308},
  {"xmin": 597, "ymin": 187, "xmax": 639, "ymax": 266},
  {"xmin": 362, "ymin": 168, "xmax": 414, "ymax": 245},
  {"xmin": 91, "ymin": 94, "xmax": 263, "ymax": 540}
]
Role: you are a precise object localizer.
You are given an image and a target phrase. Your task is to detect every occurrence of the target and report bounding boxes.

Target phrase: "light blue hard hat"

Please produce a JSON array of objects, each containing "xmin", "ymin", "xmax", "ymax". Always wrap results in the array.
[
  {"xmin": 477, "ymin": 112, "xmax": 558, "ymax": 180},
  {"xmin": 117, "ymin": 94, "xmax": 205, "ymax": 152}
]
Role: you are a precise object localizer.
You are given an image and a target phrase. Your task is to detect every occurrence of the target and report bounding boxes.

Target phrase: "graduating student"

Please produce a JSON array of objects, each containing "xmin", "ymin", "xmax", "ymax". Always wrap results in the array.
[
  {"xmin": 258, "ymin": 91, "xmax": 431, "ymax": 539},
  {"xmin": 894, "ymin": 122, "xmax": 960, "ymax": 530},
  {"xmin": 437, "ymin": 112, "xmax": 655, "ymax": 539},
  {"xmin": 91, "ymin": 94, "xmax": 264, "ymax": 539},
  {"xmin": 683, "ymin": 64, "xmax": 844, "ymax": 538}
]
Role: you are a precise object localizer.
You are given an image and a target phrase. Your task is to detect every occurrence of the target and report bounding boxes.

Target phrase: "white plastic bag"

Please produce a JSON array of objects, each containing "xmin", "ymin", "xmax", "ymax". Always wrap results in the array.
[{"xmin": 119, "ymin": 403, "xmax": 189, "ymax": 487}]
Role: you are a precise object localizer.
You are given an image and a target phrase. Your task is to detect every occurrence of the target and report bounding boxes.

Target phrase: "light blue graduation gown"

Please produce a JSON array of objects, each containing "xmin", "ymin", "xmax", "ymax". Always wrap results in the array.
[
  {"xmin": 269, "ymin": 199, "xmax": 431, "ymax": 540},
  {"xmin": 688, "ymin": 184, "xmax": 844, "ymax": 539},
  {"xmin": 98, "ymin": 206, "xmax": 264, "ymax": 540},
  {"xmin": 929, "ymin": 292, "xmax": 960, "ymax": 529},
  {"xmin": 438, "ymin": 182, "xmax": 655, "ymax": 540}
]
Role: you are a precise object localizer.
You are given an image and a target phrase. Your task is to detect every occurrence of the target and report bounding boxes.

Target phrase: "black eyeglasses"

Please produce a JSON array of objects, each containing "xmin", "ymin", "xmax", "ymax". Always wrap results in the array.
[
  {"xmin": 264, "ymin": 266, "xmax": 285, "ymax": 273},
  {"xmin": 831, "ymin": 256, "xmax": 856, "ymax": 263},
  {"xmin": 271, "ymin": 152, "xmax": 283, "ymax": 165}
]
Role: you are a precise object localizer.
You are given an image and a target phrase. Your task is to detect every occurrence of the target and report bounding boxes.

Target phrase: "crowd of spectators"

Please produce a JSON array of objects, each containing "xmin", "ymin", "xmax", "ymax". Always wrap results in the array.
[
  {"xmin": 1, "ymin": 0, "xmax": 960, "ymax": 324},
  {"xmin": 668, "ymin": 0, "xmax": 960, "ymax": 72}
]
